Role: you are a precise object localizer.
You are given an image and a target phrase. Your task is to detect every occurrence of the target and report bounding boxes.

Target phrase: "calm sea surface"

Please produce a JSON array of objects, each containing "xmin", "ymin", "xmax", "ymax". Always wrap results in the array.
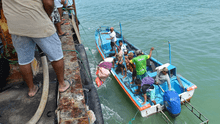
[{"xmin": 76, "ymin": 0, "xmax": 220, "ymax": 123}]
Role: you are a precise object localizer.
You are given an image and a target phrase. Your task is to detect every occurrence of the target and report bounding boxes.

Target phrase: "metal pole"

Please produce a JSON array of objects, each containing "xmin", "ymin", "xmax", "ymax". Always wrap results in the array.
[
  {"xmin": 168, "ymin": 41, "xmax": 171, "ymax": 65},
  {"xmin": 119, "ymin": 22, "xmax": 123, "ymax": 40}
]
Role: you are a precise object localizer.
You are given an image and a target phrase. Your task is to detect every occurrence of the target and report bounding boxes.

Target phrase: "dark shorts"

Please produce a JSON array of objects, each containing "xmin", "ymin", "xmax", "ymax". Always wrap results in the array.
[
  {"xmin": 142, "ymin": 84, "xmax": 154, "ymax": 94},
  {"xmin": 132, "ymin": 69, "xmax": 137, "ymax": 77},
  {"xmin": 116, "ymin": 64, "xmax": 125, "ymax": 72},
  {"xmin": 118, "ymin": 64, "xmax": 125, "ymax": 69},
  {"xmin": 111, "ymin": 41, "xmax": 116, "ymax": 48}
]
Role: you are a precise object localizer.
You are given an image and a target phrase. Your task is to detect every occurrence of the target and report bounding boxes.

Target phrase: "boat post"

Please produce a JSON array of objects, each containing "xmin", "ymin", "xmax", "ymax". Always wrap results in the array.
[
  {"xmin": 168, "ymin": 41, "xmax": 171, "ymax": 65},
  {"xmin": 119, "ymin": 22, "xmax": 123, "ymax": 41}
]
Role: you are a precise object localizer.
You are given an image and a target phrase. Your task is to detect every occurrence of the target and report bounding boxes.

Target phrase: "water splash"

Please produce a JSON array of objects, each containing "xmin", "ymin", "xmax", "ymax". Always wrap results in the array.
[{"xmin": 101, "ymin": 104, "xmax": 124, "ymax": 122}]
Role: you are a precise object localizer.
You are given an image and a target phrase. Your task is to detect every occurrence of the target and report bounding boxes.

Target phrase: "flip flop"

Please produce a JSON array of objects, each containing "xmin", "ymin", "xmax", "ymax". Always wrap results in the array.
[
  {"xmin": 59, "ymin": 32, "xmax": 69, "ymax": 37},
  {"xmin": 66, "ymin": 7, "xmax": 74, "ymax": 10},
  {"xmin": 59, "ymin": 80, "xmax": 72, "ymax": 93},
  {"xmin": 28, "ymin": 84, "xmax": 40, "ymax": 98}
]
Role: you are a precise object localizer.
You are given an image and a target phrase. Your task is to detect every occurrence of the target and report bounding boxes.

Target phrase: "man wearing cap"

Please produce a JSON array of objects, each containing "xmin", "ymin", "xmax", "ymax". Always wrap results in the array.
[
  {"xmin": 125, "ymin": 52, "xmax": 136, "ymax": 84},
  {"xmin": 155, "ymin": 67, "xmax": 171, "ymax": 91},
  {"xmin": 102, "ymin": 27, "xmax": 117, "ymax": 51},
  {"xmin": 130, "ymin": 47, "xmax": 154, "ymax": 80}
]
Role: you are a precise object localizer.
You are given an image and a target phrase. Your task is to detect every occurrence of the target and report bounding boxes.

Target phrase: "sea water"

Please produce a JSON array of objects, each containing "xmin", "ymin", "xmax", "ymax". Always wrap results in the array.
[{"xmin": 77, "ymin": 0, "xmax": 220, "ymax": 123}]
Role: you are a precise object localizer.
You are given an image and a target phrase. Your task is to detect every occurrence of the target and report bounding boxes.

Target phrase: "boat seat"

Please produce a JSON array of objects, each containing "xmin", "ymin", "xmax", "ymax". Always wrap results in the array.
[{"xmin": 155, "ymin": 63, "xmax": 170, "ymax": 71}]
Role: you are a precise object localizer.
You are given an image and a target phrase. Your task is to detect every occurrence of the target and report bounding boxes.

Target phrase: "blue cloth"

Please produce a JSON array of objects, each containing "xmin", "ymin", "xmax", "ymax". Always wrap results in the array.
[{"xmin": 163, "ymin": 90, "xmax": 181, "ymax": 115}]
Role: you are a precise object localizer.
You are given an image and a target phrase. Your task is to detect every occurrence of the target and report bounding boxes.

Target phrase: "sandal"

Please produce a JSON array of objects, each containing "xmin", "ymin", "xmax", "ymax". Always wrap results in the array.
[
  {"xmin": 59, "ymin": 80, "xmax": 72, "ymax": 93},
  {"xmin": 59, "ymin": 32, "xmax": 69, "ymax": 37}
]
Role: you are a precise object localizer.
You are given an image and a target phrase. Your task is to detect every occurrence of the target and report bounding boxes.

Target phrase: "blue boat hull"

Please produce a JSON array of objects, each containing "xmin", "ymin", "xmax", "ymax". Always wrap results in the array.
[{"xmin": 95, "ymin": 26, "xmax": 197, "ymax": 117}]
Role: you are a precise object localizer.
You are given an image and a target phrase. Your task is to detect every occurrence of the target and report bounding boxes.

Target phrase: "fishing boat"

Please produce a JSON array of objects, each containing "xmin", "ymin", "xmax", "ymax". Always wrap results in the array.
[{"xmin": 95, "ymin": 25, "xmax": 209, "ymax": 123}]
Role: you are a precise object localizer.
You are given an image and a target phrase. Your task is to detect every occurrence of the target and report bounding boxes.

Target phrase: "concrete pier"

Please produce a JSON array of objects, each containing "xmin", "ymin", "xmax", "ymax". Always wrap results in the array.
[
  {"xmin": 0, "ymin": 12, "xmax": 89, "ymax": 124},
  {"xmin": 56, "ymin": 13, "xmax": 89, "ymax": 124}
]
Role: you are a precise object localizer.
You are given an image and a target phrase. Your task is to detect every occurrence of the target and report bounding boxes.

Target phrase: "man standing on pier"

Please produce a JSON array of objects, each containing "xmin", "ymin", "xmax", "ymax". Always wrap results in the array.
[{"xmin": 2, "ymin": 0, "xmax": 71, "ymax": 97}]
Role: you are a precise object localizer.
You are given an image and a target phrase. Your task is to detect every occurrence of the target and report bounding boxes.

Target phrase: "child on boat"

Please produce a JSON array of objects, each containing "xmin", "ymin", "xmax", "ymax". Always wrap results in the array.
[
  {"xmin": 119, "ymin": 40, "xmax": 127, "ymax": 52},
  {"xmin": 134, "ymin": 78, "xmax": 156, "ymax": 105},
  {"xmin": 112, "ymin": 53, "xmax": 127, "ymax": 78}
]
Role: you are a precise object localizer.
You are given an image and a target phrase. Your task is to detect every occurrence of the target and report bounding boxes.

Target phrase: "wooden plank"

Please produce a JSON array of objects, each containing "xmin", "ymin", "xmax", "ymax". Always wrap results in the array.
[{"xmin": 71, "ymin": 13, "xmax": 82, "ymax": 44}]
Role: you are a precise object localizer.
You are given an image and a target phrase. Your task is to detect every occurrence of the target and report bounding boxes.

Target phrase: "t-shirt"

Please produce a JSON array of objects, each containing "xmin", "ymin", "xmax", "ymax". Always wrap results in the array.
[
  {"xmin": 118, "ymin": 50, "xmax": 123, "ymax": 57},
  {"xmin": 120, "ymin": 44, "xmax": 127, "ymax": 52},
  {"xmin": 2, "ymin": 0, "xmax": 56, "ymax": 38},
  {"xmin": 68, "ymin": 0, "xmax": 73, "ymax": 6},
  {"xmin": 54, "ymin": 0, "xmax": 63, "ymax": 8},
  {"xmin": 156, "ymin": 69, "xmax": 171, "ymax": 90},
  {"xmin": 108, "ymin": 31, "xmax": 116, "ymax": 42},
  {"xmin": 130, "ymin": 55, "xmax": 149, "ymax": 75}
]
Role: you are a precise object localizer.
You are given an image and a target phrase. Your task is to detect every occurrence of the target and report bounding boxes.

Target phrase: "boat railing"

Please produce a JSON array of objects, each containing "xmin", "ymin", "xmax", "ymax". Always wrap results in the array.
[
  {"xmin": 157, "ymin": 95, "xmax": 209, "ymax": 124},
  {"xmin": 180, "ymin": 96, "xmax": 209, "ymax": 124}
]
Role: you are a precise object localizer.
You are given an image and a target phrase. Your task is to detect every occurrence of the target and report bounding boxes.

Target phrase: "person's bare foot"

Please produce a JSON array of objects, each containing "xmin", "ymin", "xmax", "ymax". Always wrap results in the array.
[
  {"xmin": 141, "ymin": 102, "xmax": 146, "ymax": 105},
  {"xmin": 152, "ymin": 100, "xmax": 156, "ymax": 105},
  {"xmin": 134, "ymin": 91, "xmax": 139, "ymax": 95},
  {"xmin": 59, "ymin": 80, "xmax": 72, "ymax": 92},
  {"xmin": 130, "ymin": 81, "xmax": 134, "ymax": 84},
  {"xmin": 28, "ymin": 85, "xmax": 39, "ymax": 97}
]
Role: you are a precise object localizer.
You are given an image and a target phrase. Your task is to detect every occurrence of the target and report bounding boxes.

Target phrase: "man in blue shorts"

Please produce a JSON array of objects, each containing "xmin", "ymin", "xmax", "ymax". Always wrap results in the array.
[{"xmin": 2, "ymin": 0, "xmax": 71, "ymax": 97}]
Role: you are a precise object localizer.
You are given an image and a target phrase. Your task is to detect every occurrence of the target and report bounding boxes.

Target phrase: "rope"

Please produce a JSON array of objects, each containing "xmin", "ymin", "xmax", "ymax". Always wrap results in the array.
[
  {"xmin": 128, "ymin": 109, "xmax": 139, "ymax": 124},
  {"xmin": 0, "ymin": 55, "xmax": 18, "ymax": 65},
  {"xmin": 99, "ymin": 95, "xmax": 140, "ymax": 124},
  {"xmin": 78, "ymin": 25, "xmax": 100, "ymax": 66}
]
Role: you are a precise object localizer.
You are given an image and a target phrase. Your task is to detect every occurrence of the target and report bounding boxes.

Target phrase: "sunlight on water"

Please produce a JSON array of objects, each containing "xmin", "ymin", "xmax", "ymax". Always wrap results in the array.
[{"xmin": 77, "ymin": 0, "xmax": 220, "ymax": 123}]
